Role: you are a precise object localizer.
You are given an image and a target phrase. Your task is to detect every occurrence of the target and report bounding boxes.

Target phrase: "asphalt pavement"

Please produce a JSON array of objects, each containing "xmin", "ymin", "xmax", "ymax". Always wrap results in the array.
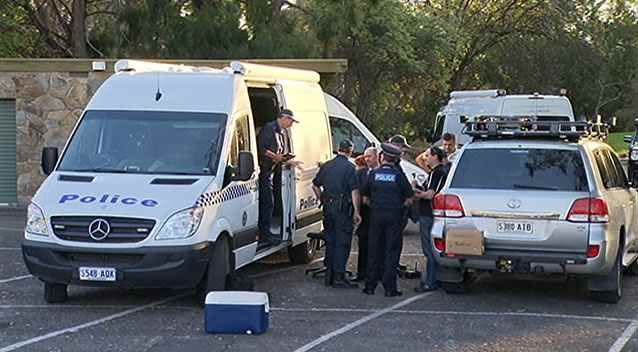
[{"xmin": 2, "ymin": 211, "xmax": 638, "ymax": 352}]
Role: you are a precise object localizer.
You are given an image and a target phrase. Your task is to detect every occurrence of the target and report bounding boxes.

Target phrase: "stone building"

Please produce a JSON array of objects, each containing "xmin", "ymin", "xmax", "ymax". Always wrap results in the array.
[{"xmin": 0, "ymin": 59, "xmax": 346, "ymax": 207}]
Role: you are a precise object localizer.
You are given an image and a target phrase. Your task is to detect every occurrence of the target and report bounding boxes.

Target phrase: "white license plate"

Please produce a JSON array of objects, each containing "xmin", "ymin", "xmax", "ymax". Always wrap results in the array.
[
  {"xmin": 79, "ymin": 267, "xmax": 116, "ymax": 282},
  {"xmin": 497, "ymin": 221, "xmax": 533, "ymax": 234}
]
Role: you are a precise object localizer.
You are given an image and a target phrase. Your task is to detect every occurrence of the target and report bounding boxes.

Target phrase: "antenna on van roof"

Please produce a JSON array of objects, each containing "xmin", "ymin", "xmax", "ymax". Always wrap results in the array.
[{"xmin": 155, "ymin": 73, "xmax": 162, "ymax": 101}]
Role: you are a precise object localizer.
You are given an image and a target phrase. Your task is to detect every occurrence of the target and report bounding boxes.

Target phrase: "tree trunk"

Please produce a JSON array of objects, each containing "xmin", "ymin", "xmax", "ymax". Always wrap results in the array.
[{"xmin": 71, "ymin": 0, "xmax": 87, "ymax": 57}]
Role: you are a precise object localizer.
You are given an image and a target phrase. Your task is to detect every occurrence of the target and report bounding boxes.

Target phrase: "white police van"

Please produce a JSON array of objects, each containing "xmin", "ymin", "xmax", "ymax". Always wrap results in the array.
[
  {"xmin": 22, "ymin": 60, "xmax": 334, "ymax": 303},
  {"xmin": 324, "ymin": 93, "xmax": 426, "ymax": 183},
  {"xmin": 430, "ymin": 90, "xmax": 576, "ymax": 146}
]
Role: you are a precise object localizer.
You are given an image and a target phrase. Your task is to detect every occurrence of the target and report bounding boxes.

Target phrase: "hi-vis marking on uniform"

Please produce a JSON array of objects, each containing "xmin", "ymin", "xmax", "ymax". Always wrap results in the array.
[
  {"xmin": 195, "ymin": 179, "xmax": 258, "ymax": 208},
  {"xmin": 374, "ymin": 173, "xmax": 396, "ymax": 182}
]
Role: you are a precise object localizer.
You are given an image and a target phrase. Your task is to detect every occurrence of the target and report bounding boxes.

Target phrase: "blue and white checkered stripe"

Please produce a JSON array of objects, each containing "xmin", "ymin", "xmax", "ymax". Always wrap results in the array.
[{"xmin": 195, "ymin": 179, "xmax": 258, "ymax": 208}]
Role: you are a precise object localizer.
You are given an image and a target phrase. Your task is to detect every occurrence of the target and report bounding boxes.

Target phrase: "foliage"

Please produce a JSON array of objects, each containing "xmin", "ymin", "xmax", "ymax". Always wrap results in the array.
[{"xmin": 3, "ymin": 0, "xmax": 638, "ymax": 143}]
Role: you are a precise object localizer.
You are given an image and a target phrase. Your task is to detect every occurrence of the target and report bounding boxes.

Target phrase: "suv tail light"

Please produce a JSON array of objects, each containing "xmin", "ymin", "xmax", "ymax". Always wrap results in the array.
[
  {"xmin": 586, "ymin": 244, "xmax": 600, "ymax": 258},
  {"xmin": 567, "ymin": 198, "xmax": 609, "ymax": 223},
  {"xmin": 433, "ymin": 238, "xmax": 446, "ymax": 252},
  {"xmin": 433, "ymin": 194, "xmax": 465, "ymax": 218}
]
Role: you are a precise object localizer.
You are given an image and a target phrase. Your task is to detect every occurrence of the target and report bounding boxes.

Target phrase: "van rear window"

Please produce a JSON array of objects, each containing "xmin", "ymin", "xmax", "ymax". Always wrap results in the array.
[{"xmin": 450, "ymin": 148, "xmax": 589, "ymax": 191}]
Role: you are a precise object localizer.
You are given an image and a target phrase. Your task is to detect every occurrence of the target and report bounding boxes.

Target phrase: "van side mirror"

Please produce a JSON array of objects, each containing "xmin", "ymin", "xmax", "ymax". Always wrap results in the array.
[
  {"xmin": 41, "ymin": 147, "xmax": 59, "ymax": 175},
  {"xmin": 423, "ymin": 129, "xmax": 432, "ymax": 143},
  {"xmin": 235, "ymin": 151, "xmax": 254, "ymax": 181},
  {"xmin": 625, "ymin": 135, "xmax": 633, "ymax": 143}
]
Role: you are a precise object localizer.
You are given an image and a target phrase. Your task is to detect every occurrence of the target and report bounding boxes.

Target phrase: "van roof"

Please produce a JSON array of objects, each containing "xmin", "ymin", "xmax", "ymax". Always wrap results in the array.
[
  {"xmin": 442, "ymin": 93, "xmax": 574, "ymax": 119},
  {"xmin": 114, "ymin": 59, "xmax": 320, "ymax": 84},
  {"xmin": 87, "ymin": 72, "xmax": 235, "ymax": 113}
]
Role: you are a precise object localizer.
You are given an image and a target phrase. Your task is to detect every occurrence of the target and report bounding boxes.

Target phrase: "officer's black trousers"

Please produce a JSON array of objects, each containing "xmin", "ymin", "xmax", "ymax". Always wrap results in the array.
[
  {"xmin": 258, "ymin": 171, "xmax": 275, "ymax": 239},
  {"xmin": 355, "ymin": 208, "xmax": 370, "ymax": 277},
  {"xmin": 323, "ymin": 205, "xmax": 354, "ymax": 274},
  {"xmin": 366, "ymin": 209, "xmax": 403, "ymax": 292}
]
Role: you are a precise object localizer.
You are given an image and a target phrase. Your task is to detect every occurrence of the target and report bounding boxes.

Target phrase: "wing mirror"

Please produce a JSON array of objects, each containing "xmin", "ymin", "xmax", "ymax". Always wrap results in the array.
[
  {"xmin": 41, "ymin": 147, "xmax": 59, "ymax": 175},
  {"xmin": 235, "ymin": 151, "xmax": 254, "ymax": 181}
]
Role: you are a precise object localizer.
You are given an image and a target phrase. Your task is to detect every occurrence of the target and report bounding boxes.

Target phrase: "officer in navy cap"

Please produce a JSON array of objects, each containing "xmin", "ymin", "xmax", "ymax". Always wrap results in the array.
[
  {"xmin": 257, "ymin": 109, "xmax": 302, "ymax": 246},
  {"xmin": 312, "ymin": 139, "xmax": 362, "ymax": 288},
  {"xmin": 361, "ymin": 143, "xmax": 414, "ymax": 297}
]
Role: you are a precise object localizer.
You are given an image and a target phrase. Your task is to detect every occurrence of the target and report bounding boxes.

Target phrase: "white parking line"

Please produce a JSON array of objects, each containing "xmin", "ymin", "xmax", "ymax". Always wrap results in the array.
[
  {"xmin": 292, "ymin": 292, "xmax": 432, "ymax": 352},
  {"xmin": 609, "ymin": 320, "xmax": 638, "ymax": 352},
  {"xmin": 0, "ymin": 275, "xmax": 32, "ymax": 284},
  {"xmin": 0, "ymin": 293, "xmax": 187, "ymax": 352},
  {"xmin": 273, "ymin": 307, "xmax": 635, "ymax": 323}
]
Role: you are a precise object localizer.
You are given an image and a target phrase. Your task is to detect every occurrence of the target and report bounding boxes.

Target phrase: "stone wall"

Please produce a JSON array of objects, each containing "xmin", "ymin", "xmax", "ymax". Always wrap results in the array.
[
  {"xmin": 0, "ymin": 59, "xmax": 346, "ymax": 207},
  {"xmin": 0, "ymin": 71, "xmax": 109, "ymax": 205}
]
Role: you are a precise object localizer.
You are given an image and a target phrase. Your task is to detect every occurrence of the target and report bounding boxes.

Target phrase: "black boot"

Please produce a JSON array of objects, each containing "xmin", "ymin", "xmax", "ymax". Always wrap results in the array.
[
  {"xmin": 324, "ymin": 269, "xmax": 334, "ymax": 287},
  {"xmin": 332, "ymin": 273, "xmax": 358, "ymax": 289}
]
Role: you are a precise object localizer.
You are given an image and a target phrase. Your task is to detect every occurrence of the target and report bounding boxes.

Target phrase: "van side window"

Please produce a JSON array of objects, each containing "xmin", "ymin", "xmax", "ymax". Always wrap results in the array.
[
  {"xmin": 229, "ymin": 115, "xmax": 251, "ymax": 169},
  {"xmin": 329, "ymin": 116, "xmax": 369, "ymax": 155},
  {"xmin": 594, "ymin": 150, "xmax": 614, "ymax": 189}
]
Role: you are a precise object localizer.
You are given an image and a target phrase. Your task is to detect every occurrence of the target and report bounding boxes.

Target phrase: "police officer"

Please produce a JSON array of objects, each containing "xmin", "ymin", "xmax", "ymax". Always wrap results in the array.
[
  {"xmin": 353, "ymin": 146, "xmax": 379, "ymax": 282},
  {"xmin": 257, "ymin": 109, "xmax": 302, "ymax": 246},
  {"xmin": 312, "ymin": 139, "xmax": 362, "ymax": 288},
  {"xmin": 361, "ymin": 143, "xmax": 414, "ymax": 297}
]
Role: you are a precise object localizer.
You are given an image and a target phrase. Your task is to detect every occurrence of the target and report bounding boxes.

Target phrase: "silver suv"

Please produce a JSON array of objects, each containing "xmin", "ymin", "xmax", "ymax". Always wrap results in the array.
[{"xmin": 432, "ymin": 118, "xmax": 638, "ymax": 303}]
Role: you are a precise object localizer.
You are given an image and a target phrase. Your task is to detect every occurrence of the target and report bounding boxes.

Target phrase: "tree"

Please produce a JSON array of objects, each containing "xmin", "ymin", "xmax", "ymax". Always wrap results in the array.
[
  {"xmin": 425, "ymin": 0, "xmax": 548, "ymax": 91},
  {"xmin": 0, "ymin": 2, "xmax": 45, "ymax": 57},
  {"xmin": 15, "ymin": 0, "xmax": 118, "ymax": 58}
]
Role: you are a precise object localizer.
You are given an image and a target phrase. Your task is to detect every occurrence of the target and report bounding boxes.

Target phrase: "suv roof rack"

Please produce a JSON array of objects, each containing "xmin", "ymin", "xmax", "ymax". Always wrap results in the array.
[{"xmin": 464, "ymin": 116, "xmax": 608, "ymax": 142}]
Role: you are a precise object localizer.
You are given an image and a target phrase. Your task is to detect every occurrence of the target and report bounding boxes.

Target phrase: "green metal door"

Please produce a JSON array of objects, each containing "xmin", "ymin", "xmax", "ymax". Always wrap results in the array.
[{"xmin": 0, "ymin": 99, "xmax": 17, "ymax": 205}]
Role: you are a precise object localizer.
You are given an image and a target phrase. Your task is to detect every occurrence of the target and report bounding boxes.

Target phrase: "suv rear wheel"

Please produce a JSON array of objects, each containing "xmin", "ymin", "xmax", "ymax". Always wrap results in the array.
[
  {"xmin": 590, "ymin": 249, "xmax": 623, "ymax": 304},
  {"xmin": 441, "ymin": 272, "xmax": 472, "ymax": 294}
]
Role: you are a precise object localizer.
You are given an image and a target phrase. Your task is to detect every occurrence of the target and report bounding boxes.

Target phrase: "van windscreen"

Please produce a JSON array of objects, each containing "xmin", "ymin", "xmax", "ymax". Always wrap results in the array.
[
  {"xmin": 58, "ymin": 110, "xmax": 227, "ymax": 175},
  {"xmin": 450, "ymin": 148, "xmax": 589, "ymax": 191}
]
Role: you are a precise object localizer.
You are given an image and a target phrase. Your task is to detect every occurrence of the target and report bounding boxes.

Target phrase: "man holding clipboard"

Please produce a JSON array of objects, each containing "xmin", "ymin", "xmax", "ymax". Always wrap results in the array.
[{"xmin": 257, "ymin": 109, "xmax": 303, "ymax": 246}]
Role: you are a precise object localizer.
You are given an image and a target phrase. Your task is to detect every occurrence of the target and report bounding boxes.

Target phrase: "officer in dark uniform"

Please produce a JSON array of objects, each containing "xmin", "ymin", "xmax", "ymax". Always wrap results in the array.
[
  {"xmin": 312, "ymin": 139, "xmax": 362, "ymax": 288},
  {"xmin": 257, "ymin": 109, "xmax": 302, "ymax": 246},
  {"xmin": 353, "ymin": 147, "xmax": 379, "ymax": 282},
  {"xmin": 361, "ymin": 143, "xmax": 414, "ymax": 297},
  {"xmin": 388, "ymin": 135, "xmax": 416, "ymax": 226}
]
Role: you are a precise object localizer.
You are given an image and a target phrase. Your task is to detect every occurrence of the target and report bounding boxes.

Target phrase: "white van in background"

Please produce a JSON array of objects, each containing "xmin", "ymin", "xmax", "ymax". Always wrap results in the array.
[
  {"xmin": 324, "ymin": 93, "xmax": 427, "ymax": 183},
  {"xmin": 430, "ymin": 90, "xmax": 576, "ymax": 146},
  {"xmin": 23, "ymin": 60, "xmax": 332, "ymax": 303}
]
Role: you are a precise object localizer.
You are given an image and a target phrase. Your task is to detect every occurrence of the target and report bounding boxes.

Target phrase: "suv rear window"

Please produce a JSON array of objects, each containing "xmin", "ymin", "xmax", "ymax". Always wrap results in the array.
[{"xmin": 451, "ymin": 148, "xmax": 589, "ymax": 191}]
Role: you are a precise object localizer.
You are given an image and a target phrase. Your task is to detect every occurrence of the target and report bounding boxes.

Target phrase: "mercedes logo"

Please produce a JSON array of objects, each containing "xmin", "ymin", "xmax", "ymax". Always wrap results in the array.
[
  {"xmin": 88, "ymin": 218, "xmax": 111, "ymax": 241},
  {"xmin": 507, "ymin": 199, "xmax": 522, "ymax": 209}
]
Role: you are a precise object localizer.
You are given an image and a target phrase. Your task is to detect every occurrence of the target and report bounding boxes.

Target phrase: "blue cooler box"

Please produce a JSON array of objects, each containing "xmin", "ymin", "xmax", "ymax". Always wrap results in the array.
[{"xmin": 205, "ymin": 291, "xmax": 269, "ymax": 334}]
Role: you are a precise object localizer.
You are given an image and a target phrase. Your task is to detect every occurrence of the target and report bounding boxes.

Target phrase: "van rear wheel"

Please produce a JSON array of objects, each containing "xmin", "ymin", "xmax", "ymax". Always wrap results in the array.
[
  {"xmin": 288, "ymin": 239, "xmax": 318, "ymax": 264},
  {"xmin": 44, "ymin": 282, "xmax": 68, "ymax": 303}
]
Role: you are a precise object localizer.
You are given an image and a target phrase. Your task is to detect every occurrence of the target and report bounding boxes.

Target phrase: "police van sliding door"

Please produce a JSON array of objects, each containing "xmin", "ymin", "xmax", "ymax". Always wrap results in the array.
[{"xmin": 276, "ymin": 81, "xmax": 331, "ymax": 244}]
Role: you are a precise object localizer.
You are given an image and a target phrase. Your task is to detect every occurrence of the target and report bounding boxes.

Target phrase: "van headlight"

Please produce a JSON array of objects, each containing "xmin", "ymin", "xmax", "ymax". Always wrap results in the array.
[
  {"xmin": 156, "ymin": 207, "xmax": 204, "ymax": 240},
  {"xmin": 26, "ymin": 203, "xmax": 48, "ymax": 236},
  {"xmin": 631, "ymin": 148, "xmax": 638, "ymax": 161}
]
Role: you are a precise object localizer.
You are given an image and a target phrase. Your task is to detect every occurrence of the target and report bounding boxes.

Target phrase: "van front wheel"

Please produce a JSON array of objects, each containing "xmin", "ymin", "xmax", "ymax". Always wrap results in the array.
[
  {"xmin": 198, "ymin": 239, "xmax": 231, "ymax": 303},
  {"xmin": 44, "ymin": 282, "xmax": 68, "ymax": 303}
]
